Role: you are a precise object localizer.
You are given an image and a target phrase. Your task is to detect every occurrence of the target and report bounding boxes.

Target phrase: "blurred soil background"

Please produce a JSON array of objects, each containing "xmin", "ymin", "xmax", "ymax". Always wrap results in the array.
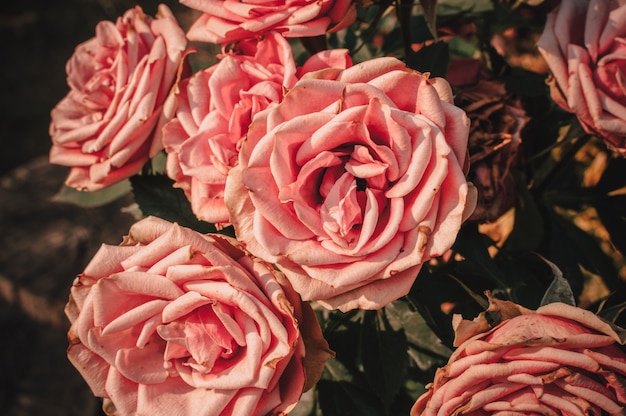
[{"xmin": 0, "ymin": 1, "xmax": 194, "ymax": 414}]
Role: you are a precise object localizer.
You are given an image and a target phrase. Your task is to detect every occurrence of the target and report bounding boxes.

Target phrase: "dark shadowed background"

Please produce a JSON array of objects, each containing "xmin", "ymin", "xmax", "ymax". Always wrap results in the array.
[{"xmin": 0, "ymin": 1, "xmax": 191, "ymax": 414}]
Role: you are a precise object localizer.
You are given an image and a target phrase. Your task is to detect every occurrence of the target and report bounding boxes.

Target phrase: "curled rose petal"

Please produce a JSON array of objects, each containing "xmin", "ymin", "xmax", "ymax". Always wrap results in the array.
[{"xmin": 65, "ymin": 216, "xmax": 334, "ymax": 416}]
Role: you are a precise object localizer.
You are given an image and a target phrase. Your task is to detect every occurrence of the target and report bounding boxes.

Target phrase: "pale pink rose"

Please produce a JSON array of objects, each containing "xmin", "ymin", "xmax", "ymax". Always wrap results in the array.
[
  {"xmin": 181, "ymin": 0, "xmax": 357, "ymax": 44},
  {"xmin": 65, "ymin": 216, "xmax": 333, "ymax": 416},
  {"xmin": 49, "ymin": 5, "xmax": 187, "ymax": 191},
  {"xmin": 412, "ymin": 295, "xmax": 626, "ymax": 416},
  {"xmin": 225, "ymin": 57, "xmax": 477, "ymax": 311},
  {"xmin": 537, "ymin": 0, "xmax": 626, "ymax": 155},
  {"xmin": 162, "ymin": 32, "xmax": 352, "ymax": 226}
]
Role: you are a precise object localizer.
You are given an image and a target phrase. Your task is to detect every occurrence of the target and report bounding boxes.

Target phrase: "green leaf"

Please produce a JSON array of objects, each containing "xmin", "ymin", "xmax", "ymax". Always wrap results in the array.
[
  {"xmin": 597, "ymin": 301, "xmax": 626, "ymax": 326},
  {"xmin": 593, "ymin": 156, "xmax": 626, "ymax": 256},
  {"xmin": 595, "ymin": 194, "xmax": 626, "ymax": 258},
  {"xmin": 318, "ymin": 358, "xmax": 386, "ymax": 416},
  {"xmin": 396, "ymin": 0, "xmax": 416, "ymax": 57},
  {"xmin": 406, "ymin": 41, "xmax": 449, "ymax": 78},
  {"xmin": 446, "ymin": 274, "xmax": 490, "ymax": 310},
  {"xmin": 129, "ymin": 174, "xmax": 229, "ymax": 235},
  {"xmin": 385, "ymin": 299, "xmax": 451, "ymax": 374},
  {"xmin": 502, "ymin": 67, "xmax": 549, "ymax": 97},
  {"xmin": 360, "ymin": 310, "xmax": 409, "ymax": 411},
  {"xmin": 596, "ymin": 151, "xmax": 626, "ymax": 194},
  {"xmin": 503, "ymin": 170, "xmax": 544, "ymax": 253},
  {"xmin": 547, "ymin": 209, "xmax": 619, "ymax": 295},
  {"xmin": 52, "ymin": 179, "xmax": 131, "ymax": 208},
  {"xmin": 353, "ymin": 0, "xmax": 396, "ymax": 56},
  {"xmin": 452, "ymin": 223, "xmax": 509, "ymax": 288},
  {"xmin": 538, "ymin": 255, "xmax": 576, "ymax": 307},
  {"xmin": 419, "ymin": 0, "xmax": 438, "ymax": 40},
  {"xmin": 529, "ymin": 124, "xmax": 589, "ymax": 197},
  {"xmin": 408, "ymin": 267, "xmax": 458, "ymax": 347},
  {"xmin": 436, "ymin": 0, "xmax": 494, "ymax": 17}
]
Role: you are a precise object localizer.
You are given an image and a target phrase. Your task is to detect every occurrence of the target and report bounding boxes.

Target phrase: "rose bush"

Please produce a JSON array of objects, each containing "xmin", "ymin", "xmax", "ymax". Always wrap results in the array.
[
  {"xmin": 65, "ymin": 216, "xmax": 333, "ymax": 415},
  {"xmin": 537, "ymin": 0, "xmax": 626, "ymax": 155},
  {"xmin": 162, "ymin": 31, "xmax": 351, "ymax": 227},
  {"xmin": 181, "ymin": 0, "xmax": 356, "ymax": 44},
  {"xmin": 412, "ymin": 295, "xmax": 626, "ymax": 415},
  {"xmin": 49, "ymin": 5, "xmax": 187, "ymax": 191},
  {"xmin": 225, "ymin": 57, "xmax": 477, "ymax": 311}
]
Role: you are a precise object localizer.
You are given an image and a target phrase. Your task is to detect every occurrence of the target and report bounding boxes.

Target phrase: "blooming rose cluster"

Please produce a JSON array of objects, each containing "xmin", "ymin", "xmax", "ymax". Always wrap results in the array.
[
  {"xmin": 162, "ymin": 31, "xmax": 351, "ymax": 227},
  {"xmin": 65, "ymin": 216, "xmax": 333, "ymax": 415},
  {"xmin": 51, "ymin": 0, "xmax": 626, "ymax": 414},
  {"xmin": 412, "ymin": 295, "xmax": 626, "ymax": 415},
  {"xmin": 52, "ymin": 0, "xmax": 487, "ymax": 413},
  {"xmin": 538, "ymin": 0, "xmax": 626, "ymax": 155},
  {"xmin": 49, "ymin": 5, "xmax": 187, "ymax": 191}
]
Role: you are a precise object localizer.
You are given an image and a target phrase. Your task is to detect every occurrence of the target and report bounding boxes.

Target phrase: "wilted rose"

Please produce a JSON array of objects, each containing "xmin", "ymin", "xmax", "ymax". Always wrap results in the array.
[
  {"xmin": 412, "ymin": 295, "xmax": 626, "ymax": 415},
  {"xmin": 162, "ymin": 31, "xmax": 351, "ymax": 227},
  {"xmin": 65, "ymin": 216, "xmax": 333, "ymax": 416},
  {"xmin": 49, "ymin": 5, "xmax": 187, "ymax": 191},
  {"xmin": 225, "ymin": 57, "xmax": 477, "ymax": 311},
  {"xmin": 537, "ymin": 0, "xmax": 626, "ymax": 155},
  {"xmin": 181, "ymin": 0, "xmax": 357, "ymax": 44},
  {"xmin": 455, "ymin": 80, "xmax": 527, "ymax": 222}
]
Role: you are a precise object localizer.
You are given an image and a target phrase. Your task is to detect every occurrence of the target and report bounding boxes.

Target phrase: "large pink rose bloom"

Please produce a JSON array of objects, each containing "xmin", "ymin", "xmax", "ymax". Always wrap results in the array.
[
  {"xmin": 181, "ymin": 0, "xmax": 356, "ymax": 44},
  {"xmin": 65, "ymin": 216, "xmax": 333, "ymax": 416},
  {"xmin": 225, "ymin": 57, "xmax": 477, "ymax": 311},
  {"xmin": 163, "ymin": 31, "xmax": 351, "ymax": 227},
  {"xmin": 537, "ymin": 0, "xmax": 626, "ymax": 155},
  {"xmin": 412, "ymin": 296, "xmax": 626, "ymax": 415},
  {"xmin": 49, "ymin": 5, "xmax": 187, "ymax": 191}
]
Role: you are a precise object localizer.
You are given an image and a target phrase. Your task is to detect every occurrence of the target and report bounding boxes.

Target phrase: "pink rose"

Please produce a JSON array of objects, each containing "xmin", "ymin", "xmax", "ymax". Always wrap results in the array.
[
  {"xmin": 49, "ymin": 5, "xmax": 187, "ymax": 191},
  {"xmin": 225, "ymin": 57, "xmax": 477, "ymax": 311},
  {"xmin": 65, "ymin": 216, "xmax": 333, "ymax": 415},
  {"xmin": 537, "ymin": 0, "xmax": 626, "ymax": 155},
  {"xmin": 163, "ymin": 32, "xmax": 351, "ymax": 226},
  {"xmin": 181, "ymin": 0, "xmax": 357, "ymax": 44},
  {"xmin": 412, "ymin": 295, "xmax": 626, "ymax": 415}
]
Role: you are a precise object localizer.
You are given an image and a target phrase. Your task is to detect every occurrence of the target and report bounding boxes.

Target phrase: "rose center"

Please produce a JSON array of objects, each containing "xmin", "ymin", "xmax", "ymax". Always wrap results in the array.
[
  {"xmin": 160, "ymin": 303, "xmax": 242, "ymax": 374},
  {"xmin": 318, "ymin": 144, "xmax": 389, "ymax": 248},
  {"xmin": 355, "ymin": 177, "xmax": 367, "ymax": 191},
  {"xmin": 595, "ymin": 40, "xmax": 626, "ymax": 104}
]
